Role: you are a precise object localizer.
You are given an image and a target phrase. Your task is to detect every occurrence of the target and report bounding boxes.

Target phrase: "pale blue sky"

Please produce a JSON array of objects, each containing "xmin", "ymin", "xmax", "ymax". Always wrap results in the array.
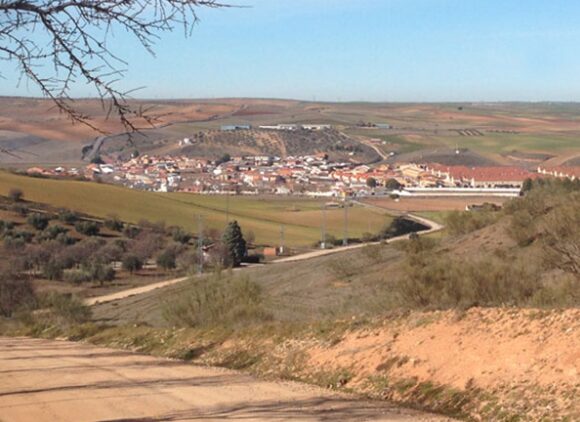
[{"xmin": 2, "ymin": 0, "xmax": 580, "ymax": 101}]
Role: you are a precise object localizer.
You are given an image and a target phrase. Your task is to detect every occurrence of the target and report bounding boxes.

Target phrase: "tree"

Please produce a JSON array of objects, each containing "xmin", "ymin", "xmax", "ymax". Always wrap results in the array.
[
  {"xmin": 366, "ymin": 177, "xmax": 377, "ymax": 188},
  {"xmin": 0, "ymin": 1, "xmax": 230, "ymax": 135},
  {"xmin": 385, "ymin": 178, "xmax": 402, "ymax": 191},
  {"xmin": 122, "ymin": 254, "xmax": 143, "ymax": 274},
  {"xmin": 156, "ymin": 247, "xmax": 177, "ymax": 270},
  {"xmin": 222, "ymin": 220, "xmax": 247, "ymax": 267}
]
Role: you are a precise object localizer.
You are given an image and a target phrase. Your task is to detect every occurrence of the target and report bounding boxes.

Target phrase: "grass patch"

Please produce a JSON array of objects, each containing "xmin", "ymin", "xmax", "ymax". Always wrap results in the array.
[{"xmin": 162, "ymin": 272, "xmax": 273, "ymax": 329}]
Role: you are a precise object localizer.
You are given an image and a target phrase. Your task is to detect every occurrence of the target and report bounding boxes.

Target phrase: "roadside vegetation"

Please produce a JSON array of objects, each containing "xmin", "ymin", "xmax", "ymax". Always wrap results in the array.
[{"xmin": 1, "ymin": 178, "xmax": 579, "ymax": 421}]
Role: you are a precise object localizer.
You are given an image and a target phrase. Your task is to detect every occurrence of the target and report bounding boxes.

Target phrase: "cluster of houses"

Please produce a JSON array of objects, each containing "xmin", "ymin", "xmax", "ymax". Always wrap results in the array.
[{"xmin": 26, "ymin": 154, "xmax": 580, "ymax": 198}]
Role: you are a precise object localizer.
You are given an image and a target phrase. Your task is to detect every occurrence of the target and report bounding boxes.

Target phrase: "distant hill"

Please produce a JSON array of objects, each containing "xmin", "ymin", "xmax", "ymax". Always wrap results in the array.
[{"xmin": 1, "ymin": 97, "xmax": 579, "ymax": 167}]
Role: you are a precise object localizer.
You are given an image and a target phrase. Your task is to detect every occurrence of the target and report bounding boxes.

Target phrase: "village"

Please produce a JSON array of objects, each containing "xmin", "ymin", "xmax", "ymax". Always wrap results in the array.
[{"xmin": 26, "ymin": 150, "xmax": 580, "ymax": 198}]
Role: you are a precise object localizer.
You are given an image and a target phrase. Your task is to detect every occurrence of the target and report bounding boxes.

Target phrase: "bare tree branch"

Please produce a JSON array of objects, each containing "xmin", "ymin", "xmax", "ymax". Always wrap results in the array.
[{"xmin": 0, "ymin": 1, "xmax": 231, "ymax": 137}]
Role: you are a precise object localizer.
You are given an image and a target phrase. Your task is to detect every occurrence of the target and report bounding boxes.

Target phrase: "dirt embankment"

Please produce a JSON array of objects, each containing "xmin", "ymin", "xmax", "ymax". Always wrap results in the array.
[{"xmin": 85, "ymin": 307, "xmax": 579, "ymax": 420}]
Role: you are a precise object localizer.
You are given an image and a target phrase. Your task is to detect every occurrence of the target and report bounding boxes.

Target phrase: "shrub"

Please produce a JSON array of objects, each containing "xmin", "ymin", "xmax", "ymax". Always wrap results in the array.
[
  {"xmin": 0, "ymin": 277, "xmax": 36, "ymax": 317},
  {"xmin": 396, "ymin": 250, "xmax": 546, "ymax": 309},
  {"xmin": 27, "ymin": 213, "xmax": 50, "ymax": 230},
  {"xmin": 58, "ymin": 210, "xmax": 79, "ymax": 225},
  {"xmin": 0, "ymin": 220, "xmax": 15, "ymax": 234},
  {"xmin": 171, "ymin": 227, "xmax": 192, "ymax": 244},
  {"xmin": 163, "ymin": 273, "xmax": 272, "ymax": 328},
  {"xmin": 444, "ymin": 210, "xmax": 498, "ymax": 235},
  {"xmin": 379, "ymin": 216, "xmax": 428, "ymax": 239},
  {"xmin": 39, "ymin": 293, "xmax": 91, "ymax": 324},
  {"xmin": 64, "ymin": 263, "xmax": 115, "ymax": 285},
  {"xmin": 123, "ymin": 225, "xmax": 141, "ymax": 239},
  {"xmin": 75, "ymin": 221, "xmax": 100, "ymax": 236},
  {"xmin": 63, "ymin": 269, "xmax": 93, "ymax": 284},
  {"xmin": 39, "ymin": 225, "xmax": 69, "ymax": 241},
  {"xmin": 177, "ymin": 250, "xmax": 199, "ymax": 274},
  {"xmin": 8, "ymin": 187, "xmax": 23, "ymax": 202},
  {"xmin": 4, "ymin": 236, "xmax": 26, "ymax": 250},
  {"xmin": 104, "ymin": 217, "xmax": 124, "ymax": 232}
]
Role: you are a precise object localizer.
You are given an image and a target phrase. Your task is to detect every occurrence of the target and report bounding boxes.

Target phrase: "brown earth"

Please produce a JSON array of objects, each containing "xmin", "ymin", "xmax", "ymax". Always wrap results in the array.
[
  {"xmin": 1, "ymin": 98, "xmax": 580, "ymax": 166},
  {"xmin": 303, "ymin": 308, "xmax": 580, "ymax": 420},
  {"xmin": 0, "ymin": 336, "xmax": 449, "ymax": 422},
  {"xmin": 364, "ymin": 196, "xmax": 508, "ymax": 212}
]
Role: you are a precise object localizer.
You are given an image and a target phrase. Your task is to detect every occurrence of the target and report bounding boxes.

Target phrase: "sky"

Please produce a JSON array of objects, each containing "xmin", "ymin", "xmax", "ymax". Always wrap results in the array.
[{"xmin": 1, "ymin": 0, "xmax": 580, "ymax": 102}]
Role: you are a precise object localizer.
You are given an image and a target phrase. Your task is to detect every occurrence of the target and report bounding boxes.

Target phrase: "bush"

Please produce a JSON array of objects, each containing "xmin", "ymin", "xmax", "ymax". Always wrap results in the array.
[
  {"xmin": 75, "ymin": 221, "xmax": 100, "ymax": 236},
  {"xmin": 39, "ymin": 225, "xmax": 69, "ymax": 241},
  {"xmin": 163, "ymin": 273, "xmax": 272, "ymax": 328},
  {"xmin": 8, "ymin": 187, "xmax": 23, "ymax": 202},
  {"xmin": 379, "ymin": 216, "xmax": 428, "ymax": 239},
  {"xmin": 444, "ymin": 210, "xmax": 498, "ymax": 235},
  {"xmin": 171, "ymin": 227, "xmax": 192, "ymax": 244},
  {"xmin": 0, "ymin": 277, "xmax": 36, "ymax": 317},
  {"xmin": 396, "ymin": 248, "xmax": 552, "ymax": 309},
  {"xmin": 27, "ymin": 213, "xmax": 50, "ymax": 230},
  {"xmin": 63, "ymin": 269, "xmax": 93, "ymax": 284},
  {"xmin": 58, "ymin": 210, "xmax": 79, "ymax": 225},
  {"xmin": 39, "ymin": 293, "xmax": 91, "ymax": 324},
  {"xmin": 0, "ymin": 220, "xmax": 15, "ymax": 234},
  {"xmin": 123, "ymin": 225, "xmax": 141, "ymax": 239},
  {"xmin": 104, "ymin": 217, "xmax": 124, "ymax": 232},
  {"xmin": 177, "ymin": 250, "xmax": 199, "ymax": 274},
  {"xmin": 122, "ymin": 254, "xmax": 143, "ymax": 273}
]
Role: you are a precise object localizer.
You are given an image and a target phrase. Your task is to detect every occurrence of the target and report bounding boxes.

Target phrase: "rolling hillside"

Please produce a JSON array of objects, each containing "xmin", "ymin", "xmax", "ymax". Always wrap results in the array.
[
  {"xmin": 0, "ymin": 171, "xmax": 392, "ymax": 247},
  {"xmin": 2, "ymin": 98, "xmax": 580, "ymax": 167}
]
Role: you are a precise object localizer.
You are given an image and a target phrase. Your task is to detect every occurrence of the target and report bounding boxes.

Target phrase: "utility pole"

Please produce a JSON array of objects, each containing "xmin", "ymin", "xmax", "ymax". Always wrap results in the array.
[
  {"xmin": 225, "ymin": 193, "xmax": 230, "ymax": 224},
  {"xmin": 320, "ymin": 204, "xmax": 327, "ymax": 249},
  {"xmin": 343, "ymin": 199, "xmax": 348, "ymax": 246},
  {"xmin": 197, "ymin": 214, "xmax": 204, "ymax": 276},
  {"xmin": 280, "ymin": 224, "xmax": 285, "ymax": 255}
]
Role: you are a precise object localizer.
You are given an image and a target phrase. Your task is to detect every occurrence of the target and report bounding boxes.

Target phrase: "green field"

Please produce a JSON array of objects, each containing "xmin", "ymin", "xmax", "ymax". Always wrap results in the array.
[{"xmin": 0, "ymin": 171, "xmax": 392, "ymax": 248}]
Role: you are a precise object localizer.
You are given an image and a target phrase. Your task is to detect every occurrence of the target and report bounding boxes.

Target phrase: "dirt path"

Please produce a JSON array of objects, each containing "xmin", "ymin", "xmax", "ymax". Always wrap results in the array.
[
  {"xmin": 85, "ymin": 212, "xmax": 442, "ymax": 305},
  {"xmin": 0, "ymin": 337, "xmax": 449, "ymax": 422},
  {"xmin": 84, "ymin": 276, "xmax": 189, "ymax": 306}
]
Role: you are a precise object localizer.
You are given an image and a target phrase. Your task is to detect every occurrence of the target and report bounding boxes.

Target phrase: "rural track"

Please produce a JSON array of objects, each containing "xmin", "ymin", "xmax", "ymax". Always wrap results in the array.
[
  {"xmin": 85, "ymin": 211, "xmax": 442, "ymax": 306},
  {"xmin": 0, "ymin": 337, "xmax": 451, "ymax": 422}
]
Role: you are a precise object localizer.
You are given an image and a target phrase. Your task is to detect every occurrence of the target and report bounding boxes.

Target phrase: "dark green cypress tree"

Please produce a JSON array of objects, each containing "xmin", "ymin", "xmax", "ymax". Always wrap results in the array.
[{"xmin": 222, "ymin": 220, "xmax": 247, "ymax": 267}]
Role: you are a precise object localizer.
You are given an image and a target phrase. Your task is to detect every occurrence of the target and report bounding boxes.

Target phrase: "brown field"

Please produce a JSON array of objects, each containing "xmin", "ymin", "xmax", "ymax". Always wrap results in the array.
[
  {"xmin": 1, "ymin": 98, "xmax": 580, "ymax": 166},
  {"xmin": 364, "ymin": 196, "xmax": 509, "ymax": 212}
]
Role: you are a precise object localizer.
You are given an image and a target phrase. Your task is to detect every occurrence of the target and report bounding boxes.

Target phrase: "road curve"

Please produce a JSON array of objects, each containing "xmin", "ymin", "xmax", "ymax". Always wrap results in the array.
[
  {"xmin": 85, "ymin": 210, "xmax": 443, "ymax": 305},
  {"xmin": 0, "ymin": 336, "xmax": 450, "ymax": 422}
]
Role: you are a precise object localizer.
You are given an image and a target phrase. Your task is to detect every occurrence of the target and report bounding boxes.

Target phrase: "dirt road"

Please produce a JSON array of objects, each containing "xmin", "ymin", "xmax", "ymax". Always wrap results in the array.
[
  {"xmin": 85, "ymin": 212, "xmax": 442, "ymax": 306},
  {"xmin": 0, "ymin": 337, "xmax": 449, "ymax": 422}
]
